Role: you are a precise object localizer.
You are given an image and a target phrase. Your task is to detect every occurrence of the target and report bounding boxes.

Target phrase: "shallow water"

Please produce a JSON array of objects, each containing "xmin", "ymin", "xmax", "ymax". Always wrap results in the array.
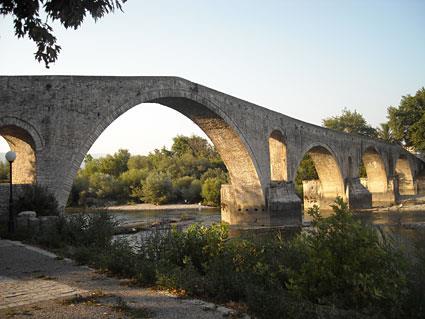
[{"xmin": 66, "ymin": 207, "xmax": 425, "ymax": 248}]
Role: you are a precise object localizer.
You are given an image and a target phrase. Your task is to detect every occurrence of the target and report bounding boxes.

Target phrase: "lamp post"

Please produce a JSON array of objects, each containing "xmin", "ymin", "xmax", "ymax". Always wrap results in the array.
[{"xmin": 6, "ymin": 151, "xmax": 16, "ymax": 233}]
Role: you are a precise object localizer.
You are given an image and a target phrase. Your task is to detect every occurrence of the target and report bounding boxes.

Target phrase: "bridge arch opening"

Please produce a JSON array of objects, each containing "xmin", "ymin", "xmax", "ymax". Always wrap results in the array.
[
  {"xmin": 269, "ymin": 130, "xmax": 287, "ymax": 182},
  {"xmin": 295, "ymin": 145, "xmax": 345, "ymax": 212},
  {"xmin": 66, "ymin": 95, "xmax": 265, "ymax": 225},
  {"xmin": 359, "ymin": 146, "xmax": 397, "ymax": 206},
  {"xmin": 395, "ymin": 155, "xmax": 415, "ymax": 195},
  {"xmin": 361, "ymin": 147, "xmax": 387, "ymax": 194},
  {"xmin": 0, "ymin": 125, "xmax": 36, "ymax": 184}
]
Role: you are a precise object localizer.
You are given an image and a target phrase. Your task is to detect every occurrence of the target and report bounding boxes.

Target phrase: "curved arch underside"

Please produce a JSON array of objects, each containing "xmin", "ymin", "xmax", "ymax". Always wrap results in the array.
[
  {"xmin": 0, "ymin": 125, "xmax": 36, "ymax": 184},
  {"xmin": 396, "ymin": 156, "xmax": 415, "ymax": 195},
  {"xmin": 362, "ymin": 148, "xmax": 387, "ymax": 193},
  {"xmin": 301, "ymin": 146, "xmax": 345, "ymax": 212},
  {"xmin": 151, "ymin": 97, "xmax": 264, "ymax": 209},
  {"xmin": 308, "ymin": 146, "xmax": 345, "ymax": 201}
]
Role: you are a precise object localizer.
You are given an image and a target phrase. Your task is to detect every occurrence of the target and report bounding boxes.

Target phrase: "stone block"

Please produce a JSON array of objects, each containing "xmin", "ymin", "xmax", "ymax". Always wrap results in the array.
[
  {"xmin": 347, "ymin": 178, "xmax": 372, "ymax": 210},
  {"xmin": 18, "ymin": 211, "xmax": 37, "ymax": 218}
]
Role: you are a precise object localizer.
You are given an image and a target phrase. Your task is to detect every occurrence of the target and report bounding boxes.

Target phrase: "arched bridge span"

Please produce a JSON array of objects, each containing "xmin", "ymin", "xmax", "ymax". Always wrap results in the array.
[{"xmin": 0, "ymin": 76, "xmax": 424, "ymax": 226}]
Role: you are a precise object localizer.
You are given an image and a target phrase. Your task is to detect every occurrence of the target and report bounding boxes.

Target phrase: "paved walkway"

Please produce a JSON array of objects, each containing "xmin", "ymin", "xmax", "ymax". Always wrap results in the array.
[{"xmin": 0, "ymin": 239, "xmax": 246, "ymax": 318}]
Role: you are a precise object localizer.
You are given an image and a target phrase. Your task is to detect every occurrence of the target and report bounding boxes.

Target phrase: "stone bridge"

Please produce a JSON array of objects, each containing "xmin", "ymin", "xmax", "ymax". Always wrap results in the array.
[{"xmin": 0, "ymin": 76, "xmax": 424, "ymax": 226}]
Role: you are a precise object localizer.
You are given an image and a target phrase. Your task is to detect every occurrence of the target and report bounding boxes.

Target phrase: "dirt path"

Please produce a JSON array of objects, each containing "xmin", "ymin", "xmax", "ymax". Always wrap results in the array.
[{"xmin": 0, "ymin": 239, "xmax": 248, "ymax": 319}]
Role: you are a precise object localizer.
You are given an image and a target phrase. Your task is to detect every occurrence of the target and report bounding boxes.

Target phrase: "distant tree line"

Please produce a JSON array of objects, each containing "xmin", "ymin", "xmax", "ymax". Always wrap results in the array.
[{"xmin": 68, "ymin": 135, "xmax": 228, "ymax": 207}]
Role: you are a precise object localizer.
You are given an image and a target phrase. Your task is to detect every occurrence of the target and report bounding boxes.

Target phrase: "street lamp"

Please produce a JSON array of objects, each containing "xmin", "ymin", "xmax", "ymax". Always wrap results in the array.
[{"xmin": 6, "ymin": 151, "xmax": 16, "ymax": 233}]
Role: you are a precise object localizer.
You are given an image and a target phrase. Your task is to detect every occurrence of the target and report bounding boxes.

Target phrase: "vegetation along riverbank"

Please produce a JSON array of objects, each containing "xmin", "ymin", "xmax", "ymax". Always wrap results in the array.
[{"xmin": 2, "ymin": 198, "xmax": 425, "ymax": 319}]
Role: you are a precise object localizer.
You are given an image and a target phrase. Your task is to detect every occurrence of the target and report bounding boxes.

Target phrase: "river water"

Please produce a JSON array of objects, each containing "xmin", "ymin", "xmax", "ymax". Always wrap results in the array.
[{"xmin": 66, "ymin": 207, "xmax": 425, "ymax": 249}]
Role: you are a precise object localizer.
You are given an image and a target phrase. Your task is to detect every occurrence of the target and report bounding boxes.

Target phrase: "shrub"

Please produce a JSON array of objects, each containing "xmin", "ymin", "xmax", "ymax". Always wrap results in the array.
[
  {"xmin": 142, "ymin": 172, "xmax": 174, "ymax": 204},
  {"xmin": 15, "ymin": 184, "xmax": 59, "ymax": 216},
  {"xmin": 201, "ymin": 177, "xmax": 222, "ymax": 206},
  {"xmin": 402, "ymin": 236, "xmax": 425, "ymax": 318},
  {"xmin": 172, "ymin": 176, "xmax": 202, "ymax": 203},
  {"xmin": 286, "ymin": 198, "xmax": 407, "ymax": 316}
]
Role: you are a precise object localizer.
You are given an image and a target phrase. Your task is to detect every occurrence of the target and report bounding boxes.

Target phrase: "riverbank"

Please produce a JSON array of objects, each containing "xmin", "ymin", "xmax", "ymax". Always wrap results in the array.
[
  {"xmin": 354, "ymin": 194, "xmax": 425, "ymax": 213},
  {"xmin": 107, "ymin": 203, "xmax": 216, "ymax": 211}
]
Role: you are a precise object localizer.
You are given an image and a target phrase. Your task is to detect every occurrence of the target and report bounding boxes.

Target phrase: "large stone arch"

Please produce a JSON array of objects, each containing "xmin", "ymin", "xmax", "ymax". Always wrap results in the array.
[
  {"xmin": 0, "ymin": 117, "xmax": 43, "ymax": 184},
  {"xmin": 296, "ymin": 143, "xmax": 345, "ymax": 211},
  {"xmin": 63, "ymin": 89, "xmax": 265, "ymax": 225},
  {"xmin": 396, "ymin": 154, "xmax": 415, "ymax": 195}
]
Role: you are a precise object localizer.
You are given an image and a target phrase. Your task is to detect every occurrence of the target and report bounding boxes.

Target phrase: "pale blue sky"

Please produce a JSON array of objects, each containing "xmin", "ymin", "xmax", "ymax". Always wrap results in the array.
[{"xmin": 1, "ymin": 0, "xmax": 424, "ymax": 155}]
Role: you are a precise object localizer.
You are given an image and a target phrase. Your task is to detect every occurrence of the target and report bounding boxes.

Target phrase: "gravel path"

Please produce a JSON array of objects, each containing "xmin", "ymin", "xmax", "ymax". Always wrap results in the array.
[{"xmin": 0, "ymin": 239, "xmax": 247, "ymax": 319}]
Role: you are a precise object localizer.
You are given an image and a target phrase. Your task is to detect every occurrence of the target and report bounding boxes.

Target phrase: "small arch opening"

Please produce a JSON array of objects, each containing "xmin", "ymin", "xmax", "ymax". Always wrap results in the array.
[
  {"xmin": 361, "ymin": 147, "xmax": 387, "ymax": 194},
  {"xmin": 396, "ymin": 155, "xmax": 415, "ymax": 195},
  {"xmin": 0, "ymin": 136, "xmax": 10, "ymax": 183},
  {"xmin": 0, "ymin": 125, "xmax": 36, "ymax": 184},
  {"xmin": 269, "ymin": 130, "xmax": 287, "ymax": 182},
  {"xmin": 295, "ymin": 145, "xmax": 345, "ymax": 213}
]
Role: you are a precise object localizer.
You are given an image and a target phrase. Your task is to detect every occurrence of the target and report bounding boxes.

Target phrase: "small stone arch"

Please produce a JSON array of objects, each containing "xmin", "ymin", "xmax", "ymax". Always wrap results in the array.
[
  {"xmin": 296, "ymin": 143, "xmax": 345, "ymax": 210},
  {"xmin": 361, "ymin": 146, "xmax": 396, "ymax": 206},
  {"xmin": 268, "ymin": 129, "xmax": 287, "ymax": 182},
  {"xmin": 0, "ymin": 118, "xmax": 41, "ymax": 184},
  {"xmin": 395, "ymin": 154, "xmax": 415, "ymax": 195}
]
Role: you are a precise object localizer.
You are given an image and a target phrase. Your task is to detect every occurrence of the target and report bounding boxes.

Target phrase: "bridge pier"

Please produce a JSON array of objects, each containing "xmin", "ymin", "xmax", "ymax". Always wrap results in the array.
[
  {"xmin": 266, "ymin": 182, "xmax": 302, "ymax": 225},
  {"xmin": 221, "ymin": 182, "xmax": 302, "ymax": 226},
  {"xmin": 346, "ymin": 178, "xmax": 372, "ymax": 210},
  {"xmin": 220, "ymin": 184, "xmax": 269, "ymax": 226}
]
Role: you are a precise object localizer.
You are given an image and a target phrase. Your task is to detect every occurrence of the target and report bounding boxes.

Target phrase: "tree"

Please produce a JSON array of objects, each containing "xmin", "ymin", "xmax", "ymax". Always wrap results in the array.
[
  {"xmin": 295, "ymin": 154, "xmax": 318, "ymax": 197},
  {"xmin": 1, "ymin": 0, "xmax": 126, "ymax": 68},
  {"xmin": 201, "ymin": 177, "xmax": 223, "ymax": 206},
  {"xmin": 376, "ymin": 123, "xmax": 395, "ymax": 143},
  {"xmin": 173, "ymin": 176, "xmax": 202, "ymax": 203},
  {"xmin": 98, "ymin": 149, "xmax": 130, "ymax": 177},
  {"xmin": 142, "ymin": 172, "xmax": 174, "ymax": 205},
  {"xmin": 388, "ymin": 87, "xmax": 425, "ymax": 152},
  {"xmin": 323, "ymin": 108, "xmax": 377, "ymax": 138},
  {"xmin": 172, "ymin": 135, "xmax": 219, "ymax": 159}
]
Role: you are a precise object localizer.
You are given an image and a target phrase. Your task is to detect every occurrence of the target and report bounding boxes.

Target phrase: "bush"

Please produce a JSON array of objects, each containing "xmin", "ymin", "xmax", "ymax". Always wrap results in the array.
[
  {"xmin": 15, "ymin": 184, "xmax": 59, "ymax": 216},
  {"xmin": 402, "ymin": 238, "xmax": 425, "ymax": 318},
  {"xmin": 7, "ymin": 198, "xmax": 420, "ymax": 319},
  {"xmin": 142, "ymin": 172, "xmax": 174, "ymax": 204},
  {"xmin": 172, "ymin": 176, "xmax": 202, "ymax": 203},
  {"xmin": 286, "ymin": 198, "xmax": 407, "ymax": 316},
  {"xmin": 201, "ymin": 177, "xmax": 222, "ymax": 206}
]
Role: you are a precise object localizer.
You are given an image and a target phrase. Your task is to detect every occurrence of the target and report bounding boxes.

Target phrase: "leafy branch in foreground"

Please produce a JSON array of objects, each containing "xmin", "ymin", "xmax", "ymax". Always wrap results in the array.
[{"xmin": 0, "ymin": 0, "xmax": 127, "ymax": 67}]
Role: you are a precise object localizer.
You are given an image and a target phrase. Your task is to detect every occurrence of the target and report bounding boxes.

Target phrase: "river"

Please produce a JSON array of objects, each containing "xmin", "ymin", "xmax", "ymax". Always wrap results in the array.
[{"xmin": 65, "ymin": 207, "xmax": 425, "ymax": 249}]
